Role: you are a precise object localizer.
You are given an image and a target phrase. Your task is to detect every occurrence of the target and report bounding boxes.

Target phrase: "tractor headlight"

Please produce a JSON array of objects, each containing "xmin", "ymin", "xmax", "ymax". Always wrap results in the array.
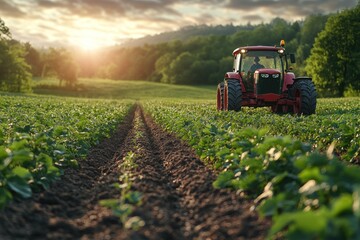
[
  {"xmin": 272, "ymin": 74, "xmax": 280, "ymax": 78},
  {"xmin": 261, "ymin": 73, "xmax": 269, "ymax": 78}
]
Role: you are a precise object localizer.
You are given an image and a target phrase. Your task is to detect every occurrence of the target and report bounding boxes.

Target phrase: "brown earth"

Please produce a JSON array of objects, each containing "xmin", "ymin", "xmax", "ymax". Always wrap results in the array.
[{"xmin": 0, "ymin": 105, "xmax": 270, "ymax": 240}]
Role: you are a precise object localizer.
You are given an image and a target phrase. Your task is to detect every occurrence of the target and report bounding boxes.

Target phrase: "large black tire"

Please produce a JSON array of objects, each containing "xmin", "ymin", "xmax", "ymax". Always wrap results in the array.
[
  {"xmin": 216, "ymin": 82, "xmax": 225, "ymax": 110},
  {"xmin": 291, "ymin": 79, "xmax": 317, "ymax": 115},
  {"xmin": 224, "ymin": 79, "xmax": 242, "ymax": 111}
]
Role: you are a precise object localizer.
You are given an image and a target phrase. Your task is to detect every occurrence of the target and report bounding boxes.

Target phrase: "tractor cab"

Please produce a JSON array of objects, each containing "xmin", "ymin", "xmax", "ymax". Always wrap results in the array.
[
  {"xmin": 233, "ymin": 47, "xmax": 286, "ymax": 95},
  {"xmin": 235, "ymin": 51, "xmax": 284, "ymax": 94}
]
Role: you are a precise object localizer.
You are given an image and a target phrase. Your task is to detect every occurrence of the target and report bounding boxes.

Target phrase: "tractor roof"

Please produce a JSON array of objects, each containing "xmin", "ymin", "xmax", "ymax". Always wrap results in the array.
[{"xmin": 232, "ymin": 46, "xmax": 285, "ymax": 56}]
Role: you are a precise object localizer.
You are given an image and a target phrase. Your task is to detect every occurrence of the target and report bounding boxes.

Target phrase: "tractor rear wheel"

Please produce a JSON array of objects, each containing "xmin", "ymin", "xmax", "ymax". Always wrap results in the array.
[
  {"xmin": 291, "ymin": 79, "xmax": 316, "ymax": 115},
  {"xmin": 216, "ymin": 82, "xmax": 224, "ymax": 110},
  {"xmin": 224, "ymin": 79, "xmax": 242, "ymax": 111}
]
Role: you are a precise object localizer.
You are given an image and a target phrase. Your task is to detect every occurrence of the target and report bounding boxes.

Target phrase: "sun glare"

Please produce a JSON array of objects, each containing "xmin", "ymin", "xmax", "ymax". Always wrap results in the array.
[
  {"xmin": 77, "ymin": 37, "xmax": 103, "ymax": 51},
  {"xmin": 70, "ymin": 29, "xmax": 111, "ymax": 52}
]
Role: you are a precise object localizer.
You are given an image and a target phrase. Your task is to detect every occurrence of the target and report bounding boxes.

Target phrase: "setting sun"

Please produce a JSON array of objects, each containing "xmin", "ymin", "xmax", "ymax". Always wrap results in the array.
[
  {"xmin": 69, "ymin": 27, "xmax": 114, "ymax": 51},
  {"xmin": 77, "ymin": 37, "xmax": 103, "ymax": 51}
]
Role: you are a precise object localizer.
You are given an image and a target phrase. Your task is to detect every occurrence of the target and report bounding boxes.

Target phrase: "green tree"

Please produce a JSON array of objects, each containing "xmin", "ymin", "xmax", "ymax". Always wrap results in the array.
[
  {"xmin": 43, "ymin": 48, "xmax": 78, "ymax": 87},
  {"xmin": 0, "ymin": 18, "xmax": 11, "ymax": 40},
  {"xmin": 168, "ymin": 52, "xmax": 195, "ymax": 84},
  {"xmin": 24, "ymin": 42, "xmax": 42, "ymax": 77},
  {"xmin": 295, "ymin": 14, "xmax": 328, "ymax": 75},
  {"xmin": 153, "ymin": 52, "xmax": 177, "ymax": 83},
  {"xmin": 306, "ymin": 5, "xmax": 360, "ymax": 96},
  {"xmin": 0, "ymin": 19, "xmax": 32, "ymax": 92}
]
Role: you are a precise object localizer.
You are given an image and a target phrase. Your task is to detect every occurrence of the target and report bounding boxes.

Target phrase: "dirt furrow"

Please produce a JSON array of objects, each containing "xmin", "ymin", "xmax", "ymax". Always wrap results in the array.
[
  {"xmin": 119, "ymin": 106, "xmax": 188, "ymax": 239},
  {"xmin": 128, "ymin": 105, "xmax": 270, "ymax": 239}
]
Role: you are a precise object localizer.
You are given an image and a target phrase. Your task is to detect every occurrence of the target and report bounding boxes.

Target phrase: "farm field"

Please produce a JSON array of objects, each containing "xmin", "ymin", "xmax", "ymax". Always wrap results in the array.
[
  {"xmin": 1, "ymin": 1, "xmax": 359, "ymax": 239},
  {"xmin": 32, "ymin": 78, "xmax": 215, "ymax": 100},
  {"xmin": 0, "ymin": 84, "xmax": 360, "ymax": 239}
]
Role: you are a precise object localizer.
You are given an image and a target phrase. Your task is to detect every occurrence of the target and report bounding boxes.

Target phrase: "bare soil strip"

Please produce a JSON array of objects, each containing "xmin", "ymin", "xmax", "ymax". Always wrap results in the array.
[{"xmin": 0, "ymin": 104, "xmax": 270, "ymax": 239}]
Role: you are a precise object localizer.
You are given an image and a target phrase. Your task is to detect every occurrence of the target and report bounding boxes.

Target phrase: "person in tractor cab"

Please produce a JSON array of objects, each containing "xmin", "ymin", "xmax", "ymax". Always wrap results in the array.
[{"xmin": 249, "ymin": 56, "xmax": 265, "ymax": 72}]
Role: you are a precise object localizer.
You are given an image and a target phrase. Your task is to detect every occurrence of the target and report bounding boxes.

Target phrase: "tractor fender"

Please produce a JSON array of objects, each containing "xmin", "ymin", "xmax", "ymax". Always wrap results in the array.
[
  {"xmin": 293, "ymin": 76, "xmax": 313, "ymax": 81},
  {"xmin": 288, "ymin": 77, "xmax": 313, "ymax": 90},
  {"xmin": 224, "ymin": 72, "xmax": 245, "ymax": 92},
  {"xmin": 283, "ymin": 72, "xmax": 295, "ymax": 91},
  {"xmin": 224, "ymin": 72, "xmax": 241, "ymax": 80}
]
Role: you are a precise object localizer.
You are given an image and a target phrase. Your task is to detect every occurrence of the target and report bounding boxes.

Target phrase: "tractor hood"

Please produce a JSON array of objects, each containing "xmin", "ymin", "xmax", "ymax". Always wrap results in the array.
[
  {"xmin": 254, "ymin": 68, "xmax": 281, "ymax": 75},
  {"xmin": 254, "ymin": 69, "xmax": 282, "ymax": 97}
]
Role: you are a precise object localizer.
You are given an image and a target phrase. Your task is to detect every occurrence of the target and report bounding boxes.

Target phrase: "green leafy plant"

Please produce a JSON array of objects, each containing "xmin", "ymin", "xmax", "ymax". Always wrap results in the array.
[
  {"xmin": 143, "ymin": 97, "xmax": 360, "ymax": 239},
  {"xmin": 0, "ymin": 94, "xmax": 132, "ymax": 208}
]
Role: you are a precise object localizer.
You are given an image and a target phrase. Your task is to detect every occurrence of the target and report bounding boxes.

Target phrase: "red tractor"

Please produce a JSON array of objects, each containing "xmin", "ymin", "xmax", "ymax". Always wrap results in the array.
[{"xmin": 217, "ymin": 40, "xmax": 316, "ymax": 115}]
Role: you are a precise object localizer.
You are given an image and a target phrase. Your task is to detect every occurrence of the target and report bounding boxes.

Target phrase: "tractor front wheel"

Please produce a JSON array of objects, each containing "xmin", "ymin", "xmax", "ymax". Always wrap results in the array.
[
  {"xmin": 216, "ymin": 82, "xmax": 224, "ymax": 110},
  {"xmin": 291, "ymin": 79, "xmax": 316, "ymax": 115},
  {"xmin": 224, "ymin": 79, "xmax": 242, "ymax": 111}
]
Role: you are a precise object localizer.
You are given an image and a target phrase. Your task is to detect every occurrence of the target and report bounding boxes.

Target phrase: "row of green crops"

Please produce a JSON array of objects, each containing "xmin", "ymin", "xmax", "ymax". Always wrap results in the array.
[
  {"xmin": 143, "ymin": 98, "xmax": 360, "ymax": 239},
  {"xmin": 145, "ymin": 98, "xmax": 359, "ymax": 163},
  {"xmin": 0, "ymin": 94, "xmax": 133, "ymax": 208}
]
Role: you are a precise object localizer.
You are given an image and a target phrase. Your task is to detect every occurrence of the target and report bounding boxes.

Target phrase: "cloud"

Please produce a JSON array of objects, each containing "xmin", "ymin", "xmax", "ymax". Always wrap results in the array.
[
  {"xmin": 0, "ymin": 0, "xmax": 25, "ymax": 17},
  {"xmin": 242, "ymin": 14, "xmax": 265, "ymax": 23},
  {"xmin": 225, "ymin": 0, "xmax": 358, "ymax": 17},
  {"xmin": 0, "ymin": 0, "xmax": 358, "ymax": 47},
  {"xmin": 33, "ymin": 0, "xmax": 181, "ymax": 19}
]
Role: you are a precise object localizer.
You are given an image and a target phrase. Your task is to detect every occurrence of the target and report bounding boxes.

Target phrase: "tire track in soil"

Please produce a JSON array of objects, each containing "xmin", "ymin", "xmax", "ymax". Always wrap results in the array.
[{"xmin": 0, "ymin": 104, "xmax": 270, "ymax": 240}]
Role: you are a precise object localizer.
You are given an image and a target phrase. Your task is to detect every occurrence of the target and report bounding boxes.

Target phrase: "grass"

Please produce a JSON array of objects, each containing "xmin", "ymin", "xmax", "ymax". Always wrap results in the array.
[{"xmin": 32, "ymin": 78, "xmax": 216, "ymax": 100}]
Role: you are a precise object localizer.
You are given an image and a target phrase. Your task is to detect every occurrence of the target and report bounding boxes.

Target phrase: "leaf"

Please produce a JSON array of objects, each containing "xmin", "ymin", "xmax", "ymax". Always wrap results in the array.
[
  {"xmin": 269, "ymin": 212, "xmax": 294, "ymax": 236},
  {"xmin": 124, "ymin": 191, "xmax": 142, "ymax": 205},
  {"xmin": 99, "ymin": 199, "xmax": 120, "ymax": 208},
  {"xmin": 12, "ymin": 149, "xmax": 33, "ymax": 164},
  {"xmin": 331, "ymin": 194, "xmax": 353, "ymax": 217},
  {"xmin": 10, "ymin": 140, "xmax": 28, "ymax": 151},
  {"xmin": 0, "ymin": 146, "xmax": 9, "ymax": 160},
  {"xmin": 307, "ymin": 152, "xmax": 329, "ymax": 167},
  {"xmin": 124, "ymin": 216, "xmax": 145, "ymax": 230},
  {"xmin": 69, "ymin": 159, "xmax": 78, "ymax": 168},
  {"xmin": 259, "ymin": 198, "xmax": 278, "ymax": 217},
  {"xmin": 0, "ymin": 187, "xmax": 13, "ymax": 209},
  {"xmin": 38, "ymin": 177, "xmax": 50, "ymax": 190},
  {"xmin": 53, "ymin": 126, "xmax": 67, "ymax": 137},
  {"xmin": 270, "ymin": 210, "xmax": 327, "ymax": 236},
  {"xmin": 7, "ymin": 176, "xmax": 32, "ymax": 198},
  {"xmin": 12, "ymin": 166, "xmax": 32, "ymax": 181},
  {"xmin": 0, "ymin": 147, "xmax": 11, "ymax": 170},
  {"xmin": 113, "ymin": 204, "xmax": 133, "ymax": 220},
  {"xmin": 294, "ymin": 156, "xmax": 308, "ymax": 170},
  {"xmin": 298, "ymin": 168, "xmax": 323, "ymax": 182},
  {"xmin": 352, "ymin": 186, "xmax": 360, "ymax": 218},
  {"xmin": 213, "ymin": 171, "xmax": 234, "ymax": 189}
]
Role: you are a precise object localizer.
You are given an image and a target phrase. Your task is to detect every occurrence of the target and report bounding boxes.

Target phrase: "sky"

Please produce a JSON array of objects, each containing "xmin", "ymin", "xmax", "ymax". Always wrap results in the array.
[{"xmin": 0, "ymin": 0, "xmax": 357, "ymax": 50}]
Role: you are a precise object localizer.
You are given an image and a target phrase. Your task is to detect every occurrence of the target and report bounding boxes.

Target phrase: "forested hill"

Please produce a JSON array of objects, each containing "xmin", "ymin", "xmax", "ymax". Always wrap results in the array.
[
  {"xmin": 1, "ymin": 3, "xmax": 359, "ymax": 97},
  {"xmin": 121, "ymin": 24, "xmax": 254, "ymax": 47}
]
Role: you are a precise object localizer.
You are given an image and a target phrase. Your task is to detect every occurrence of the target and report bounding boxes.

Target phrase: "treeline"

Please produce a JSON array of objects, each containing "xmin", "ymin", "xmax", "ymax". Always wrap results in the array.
[
  {"xmin": 1, "ymin": 3, "xmax": 359, "ymax": 97},
  {"xmin": 121, "ymin": 24, "xmax": 254, "ymax": 47},
  {"xmin": 94, "ymin": 16, "xmax": 327, "ymax": 84},
  {"xmin": 90, "ymin": 9, "xmax": 359, "ymax": 97}
]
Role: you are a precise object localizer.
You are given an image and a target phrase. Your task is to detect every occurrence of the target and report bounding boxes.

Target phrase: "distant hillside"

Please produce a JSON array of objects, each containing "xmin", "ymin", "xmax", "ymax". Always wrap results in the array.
[{"xmin": 121, "ymin": 24, "xmax": 254, "ymax": 47}]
